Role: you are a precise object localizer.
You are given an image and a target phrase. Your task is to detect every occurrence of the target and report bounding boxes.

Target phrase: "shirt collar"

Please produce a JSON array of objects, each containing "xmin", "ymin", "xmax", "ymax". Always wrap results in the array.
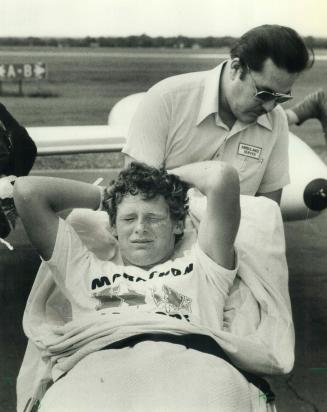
[
  {"xmin": 231, "ymin": 113, "xmax": 273, "ymax": 133},
  {"xmin": 196, "ymin": 60, "xmax": 273, "ymax": 131},
  {"xmin": 196, "ymin": 63, "xmax": 225, "ymax": 126},
  {"xmin": 256, "ymin": 112, "xmax": 273, "ymax": 130}
]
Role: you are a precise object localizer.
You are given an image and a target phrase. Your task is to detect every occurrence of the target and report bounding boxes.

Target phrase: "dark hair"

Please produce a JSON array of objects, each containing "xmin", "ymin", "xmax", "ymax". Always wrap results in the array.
[
  {"xmin": 103, "ymin": 162, "xmax": 189, "ymax": 242},
  {"xmin": 0, "ymin": 104, "xmax": 37, "ymax": 176},
  {"xmin": 230, "ymin": 24, "xmax": 314, "ymax": 74}
]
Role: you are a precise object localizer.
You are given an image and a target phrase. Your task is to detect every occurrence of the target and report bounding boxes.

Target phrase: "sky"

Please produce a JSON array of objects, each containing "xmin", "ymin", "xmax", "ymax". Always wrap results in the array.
[{"xmin": 2, "ymin": 0, "xmax": 327, "ymax": 38}]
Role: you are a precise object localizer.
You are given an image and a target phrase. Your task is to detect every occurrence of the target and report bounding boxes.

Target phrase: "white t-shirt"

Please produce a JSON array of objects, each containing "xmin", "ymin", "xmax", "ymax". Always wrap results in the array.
[{"xmin": 45, "ymin": 218, "xmax": 237, "ymax": 330}]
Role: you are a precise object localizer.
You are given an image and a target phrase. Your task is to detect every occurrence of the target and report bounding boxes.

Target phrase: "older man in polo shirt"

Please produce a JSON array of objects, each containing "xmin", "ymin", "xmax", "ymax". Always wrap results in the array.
[{"xmin": 123, "ymin": 24, "xmax": 312, "ymax": 204}]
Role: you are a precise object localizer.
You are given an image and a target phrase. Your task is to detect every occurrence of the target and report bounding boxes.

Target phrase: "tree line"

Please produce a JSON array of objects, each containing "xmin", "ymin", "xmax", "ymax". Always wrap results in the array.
[{"xmin": 0, "ymin": 34, "xmax": 324, "ymax": 49}]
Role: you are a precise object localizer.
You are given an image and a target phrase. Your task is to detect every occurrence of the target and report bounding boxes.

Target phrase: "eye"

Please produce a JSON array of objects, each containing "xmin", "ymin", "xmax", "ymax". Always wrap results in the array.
[
  {"xmin": 149, "ymin": 216, "xmax": 164, "ymax": 223},
  {"xmin": 122, "ymin": 217, "xmax": 135, "ymax": 222}
]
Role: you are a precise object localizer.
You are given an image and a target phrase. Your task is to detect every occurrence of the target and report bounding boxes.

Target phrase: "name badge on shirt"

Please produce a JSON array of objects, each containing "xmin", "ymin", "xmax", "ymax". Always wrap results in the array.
[{"xmin": 238, "ymin": 143, "xmax": 262, "ymax": 160}]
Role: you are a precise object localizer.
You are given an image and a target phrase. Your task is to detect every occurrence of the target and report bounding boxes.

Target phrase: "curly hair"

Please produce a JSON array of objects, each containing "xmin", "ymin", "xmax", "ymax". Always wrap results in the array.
[{"xmin": 103, "ymin": 162, "xmax": 189, "ymax": 242}]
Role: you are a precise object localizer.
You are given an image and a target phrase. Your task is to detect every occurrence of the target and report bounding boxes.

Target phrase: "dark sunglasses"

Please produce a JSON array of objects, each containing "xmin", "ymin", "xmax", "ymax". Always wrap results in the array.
[{"xmin": 247, "ymin": 67, "xmax": 293, "ymax": 104}]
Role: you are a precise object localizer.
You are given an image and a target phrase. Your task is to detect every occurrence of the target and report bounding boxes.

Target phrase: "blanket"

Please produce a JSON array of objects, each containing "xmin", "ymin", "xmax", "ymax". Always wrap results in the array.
[{"xmin": 16, "ymin": 193, "xmax": 293, "ymax": 412}]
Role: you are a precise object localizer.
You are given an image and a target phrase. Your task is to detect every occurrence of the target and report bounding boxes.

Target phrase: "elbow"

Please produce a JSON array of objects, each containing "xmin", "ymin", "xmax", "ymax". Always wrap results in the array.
[
  {"xmin": 209, "ymin": 163, "xmax": 240, "ymax": 198},
  {"xmin": 14, "ymin": 176, "xmax": 33, "ymax": 197},
  {"xmin": 221, "ymin": 164, "xmax": 240, "ymax": 189},
  {"xmin": 13, "ymin": 177, "xmax": 38, "ymax": 212}
]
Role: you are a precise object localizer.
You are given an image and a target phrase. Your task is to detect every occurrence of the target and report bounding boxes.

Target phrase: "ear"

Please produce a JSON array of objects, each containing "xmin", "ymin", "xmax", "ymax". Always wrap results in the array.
[
  {"xmin": 230, "ymin": 58, "xmax": 243, "ymax": 80},
  {"xmin": 173, "ymin": 220, "xmax": 184, "ymax": 235}
]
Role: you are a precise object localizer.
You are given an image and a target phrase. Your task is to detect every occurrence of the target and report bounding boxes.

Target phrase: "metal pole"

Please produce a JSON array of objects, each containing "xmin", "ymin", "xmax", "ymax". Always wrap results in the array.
[{"xmin": 18, "ymin": 80, "xmax": 23, "ymax": 96}]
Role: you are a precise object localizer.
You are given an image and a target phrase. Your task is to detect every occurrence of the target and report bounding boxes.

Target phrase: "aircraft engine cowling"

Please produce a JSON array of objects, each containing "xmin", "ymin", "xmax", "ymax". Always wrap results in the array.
[
  {"xmin": 108, "ymin": 93, "xmax": 145, "ymax": 131},
  {"xmin": 281, "ymin": 133, "xmax": 327, "ymax": 220}
]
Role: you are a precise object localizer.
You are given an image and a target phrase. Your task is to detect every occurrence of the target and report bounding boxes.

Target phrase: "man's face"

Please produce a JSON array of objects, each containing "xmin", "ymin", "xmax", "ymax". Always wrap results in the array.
[
  {"xmin": 227, "ymin": 58, "xmax": 298, "ymax": 124},
  {"xmin": 112, "ymin": 193, "xmax": 183, "ymax": 269}
]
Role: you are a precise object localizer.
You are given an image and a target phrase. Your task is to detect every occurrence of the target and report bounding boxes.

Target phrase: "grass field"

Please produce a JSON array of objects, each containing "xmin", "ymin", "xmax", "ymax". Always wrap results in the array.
[{"xmin": 0, "ymin": 46, "xmax": 327, "ymax": 170}]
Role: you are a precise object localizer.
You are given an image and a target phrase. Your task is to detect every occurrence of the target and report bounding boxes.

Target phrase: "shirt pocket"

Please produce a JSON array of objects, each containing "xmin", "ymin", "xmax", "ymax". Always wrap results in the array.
[
  {"xmin": 233, "ymin": 154, "xmax": 265, "ymax": 195},
  {"xmin": 235, "ymin": 154, "xmax": 264, "ymax": 174}
]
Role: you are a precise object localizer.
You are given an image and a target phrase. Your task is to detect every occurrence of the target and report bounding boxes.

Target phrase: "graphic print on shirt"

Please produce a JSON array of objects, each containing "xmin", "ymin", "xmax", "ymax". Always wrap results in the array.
[
  {"xmin": 91, "ymin": 262, "xmax": 194, "ymax": 291},
  {"xmin": 93, "ymin": 283, "xmax": 147, "ymax": 309},
  {"xmin": 91, "ymin": 262, "xmax": 194, "ymax": 318},
  {"xmin": 93, "ymin": 282, "xmax": 193, "ymax": 317},
  {"xmin": 152, "ymin": 285, "xmax": 192, "ymax": 315}
]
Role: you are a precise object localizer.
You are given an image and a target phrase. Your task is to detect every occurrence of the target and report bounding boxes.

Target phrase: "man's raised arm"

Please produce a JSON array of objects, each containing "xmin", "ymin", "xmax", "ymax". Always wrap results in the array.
[
  {"xmin": 14, "ymin": 177, "xmax": 102, "ymax": 260},
  {"xmin": 170, "ymin": 161, "xmax": 240, "ymax": 269}
]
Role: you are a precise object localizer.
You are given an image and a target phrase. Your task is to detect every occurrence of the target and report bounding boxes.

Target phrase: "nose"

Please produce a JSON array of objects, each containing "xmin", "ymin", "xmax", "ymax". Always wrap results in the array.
[
  {"xmin": 262, "ymin": 99, "xmax": 277, "ymax": 113},
  {"xmin": 134, "ymin": 218, "xmax": 148, "ymax": 234}
]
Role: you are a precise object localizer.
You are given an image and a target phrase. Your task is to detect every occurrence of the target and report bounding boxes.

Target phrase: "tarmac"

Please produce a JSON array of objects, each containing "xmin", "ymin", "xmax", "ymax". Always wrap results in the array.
[
  {"xmin": 1, "ymin": 186, "xmax": 326, "ymax": 412},
  {"xmin": 270, "ymin": 212, "xmax": 327, "ymax": 411}
]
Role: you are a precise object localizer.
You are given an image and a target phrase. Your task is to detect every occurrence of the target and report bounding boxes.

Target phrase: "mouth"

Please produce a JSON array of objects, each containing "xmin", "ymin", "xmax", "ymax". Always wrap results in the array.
[{"xmin": 131, "ymin": 239, "xmax": 153, "ymax": 244}]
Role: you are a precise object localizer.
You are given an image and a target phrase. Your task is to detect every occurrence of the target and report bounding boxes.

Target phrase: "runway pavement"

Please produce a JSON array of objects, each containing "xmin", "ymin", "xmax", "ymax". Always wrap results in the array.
[{"xmin": 1, "ymin": 193, "xmax": 326, "ymax": 411}]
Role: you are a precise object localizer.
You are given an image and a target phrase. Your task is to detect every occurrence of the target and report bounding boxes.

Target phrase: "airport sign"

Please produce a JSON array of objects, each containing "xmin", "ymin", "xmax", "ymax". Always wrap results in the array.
[{"xmin": 0, "ymin": 63, "xmax": 47, "ymax": 80}]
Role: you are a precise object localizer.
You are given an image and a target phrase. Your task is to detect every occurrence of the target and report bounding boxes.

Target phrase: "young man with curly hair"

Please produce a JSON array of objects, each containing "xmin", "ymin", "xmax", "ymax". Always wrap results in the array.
[
  {"xmin": 15, "ymin": 161, "xmax": 239, "ymax": 328},
  {"xmin": 13, "ymin": 161, "xmax": 279, "ymax": 412}
]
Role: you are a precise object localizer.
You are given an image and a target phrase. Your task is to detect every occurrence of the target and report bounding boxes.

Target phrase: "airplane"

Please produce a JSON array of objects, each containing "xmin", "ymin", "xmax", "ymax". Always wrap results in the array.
[{"xmin": 27, "ymin": 92, "xmax": 327, "ymax": 221}]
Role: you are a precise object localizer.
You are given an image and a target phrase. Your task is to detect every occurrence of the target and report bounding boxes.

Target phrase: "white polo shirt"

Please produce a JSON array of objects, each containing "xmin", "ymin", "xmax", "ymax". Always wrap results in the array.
[{"xmin": 123, "ymin": 62, "xmax": 290, "ymax": 195}]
